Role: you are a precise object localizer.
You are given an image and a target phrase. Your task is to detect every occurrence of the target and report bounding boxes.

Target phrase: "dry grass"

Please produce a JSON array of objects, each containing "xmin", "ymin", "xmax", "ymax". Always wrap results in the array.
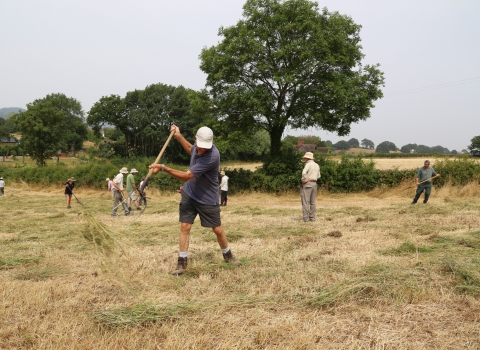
[{"xmin": 1, "ymin": 183, "xmax": 480, "ymax": 349}]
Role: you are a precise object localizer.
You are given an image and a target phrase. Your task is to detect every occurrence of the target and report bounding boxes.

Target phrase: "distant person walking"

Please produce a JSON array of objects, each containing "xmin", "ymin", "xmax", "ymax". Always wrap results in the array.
[
  {"xmin": 64, "ymin": 177, "xmax": 75, "ymax": 209},
  {"xmin": 300, "ymin": 152, "xmax": 321, "ymax": 222},
  {"xmin": 219, "ymin": 170, "xmax": 229, "ymax": 206},
  {"xmin": 0, "ymin": 177, "xmax": 5, "ymax": 196},
  {"xmin": 126, "ymin": 168, "xmax": 141, "ymax": 211},
  {"xmin": 412, "ymin": 160, "xmax": 440, "ymax": 204},
  {"xmin": 111, "ymin": 167, "xmax": 130, "ymax": 216},
  {"xmin": 106, "ymin": 177, "xmax": 115, "ymax": 198}
]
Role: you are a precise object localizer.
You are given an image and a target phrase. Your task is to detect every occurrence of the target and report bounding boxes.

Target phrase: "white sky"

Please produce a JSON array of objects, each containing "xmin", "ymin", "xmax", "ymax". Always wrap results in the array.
[{"xmin": 1, "ymin": 0, "xmax": 479, "ymax": 151}]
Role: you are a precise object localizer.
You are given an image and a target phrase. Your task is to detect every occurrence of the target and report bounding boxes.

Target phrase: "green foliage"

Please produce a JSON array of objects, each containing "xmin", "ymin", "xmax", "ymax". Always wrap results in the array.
[
  {"xmin": 87, "ymin": 84, "xmax": 207, "ymax": 163},
  {"xmin": 215, "ymin": 129, "xmax": 270, "ymax": 161},
  {"xmin": 2, "ymin": 155, "xmax": 477, "ymax": 194},
  {"xmin": 200, "ymin": 0, "xmax": 384, "ymax": 158},
  {"xmin": 347, "ymin": 138, "xmax": 360, "ymax": 148},
  {"xmin": 361, "ymin": 138, "xmax": 375, "ymax": 149},
  {"xmin": 12, "ymin": 93, "xmax": 87, "ymax": 166},
  {"xmin": 375, "ymin": 141, "xmax": 397, "ymax": 153},
  {"xmin": 401, "ymin": 143, "xmax": 451, "ymax": 154},
  {"xmin": 12, "ymin": 101, "xmax": 66, "ymax": 166},
  {"xmin": 468, "ymin": 135, "xmax": 480, "ymax": 156},
  {"xmin": 333, "ymin": 140, "xmax": 350, "ymax": 150},
  {"xmin": 432, "ymin": 157, "xmax": 480, "ymax": 186}
]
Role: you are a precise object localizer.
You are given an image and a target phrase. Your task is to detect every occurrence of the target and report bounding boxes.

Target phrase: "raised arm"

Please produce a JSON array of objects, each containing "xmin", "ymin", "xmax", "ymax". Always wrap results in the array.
[{"xmin": 171, "ymin": 125, "xmax": 193, "ymax": 155}]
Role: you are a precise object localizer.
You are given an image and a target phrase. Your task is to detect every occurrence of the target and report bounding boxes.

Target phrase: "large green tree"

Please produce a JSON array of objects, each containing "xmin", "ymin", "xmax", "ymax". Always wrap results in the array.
[
  {"xmin": 361, "ymin": 138, "xmax": 375, "ymax": 149},
  {"xmin": 468, "ymin": 135, "xmax": 480, "ymax": 156},
  {"xmin": 13, "ymin": 101, "xmax": 67, "ymax": 166},
  {"xmin": 200, "ymin": 0, "xmax": 384, "ymax": 158},
  {"xmin": 12, "ymin": 94, "xmax": 87, "ymax": 166},
  {"xmin": 87, "ymin": 84, "xmax": 206, "ymax": 162},
  {"xmin": 375, "ymin": 141, "xmax": 397, "ymax": 154}
]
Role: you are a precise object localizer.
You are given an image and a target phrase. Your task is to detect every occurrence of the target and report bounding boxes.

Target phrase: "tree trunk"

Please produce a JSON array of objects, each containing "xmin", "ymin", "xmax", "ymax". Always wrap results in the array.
[{"xmin": 269, "ymin": 125, "xmax": 285, "ymax": 158}]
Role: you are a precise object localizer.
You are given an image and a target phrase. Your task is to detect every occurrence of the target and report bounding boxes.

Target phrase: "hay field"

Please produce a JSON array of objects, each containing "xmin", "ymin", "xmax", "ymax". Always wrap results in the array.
[
  {"xmin": 1, "ymin": 183, "xmax": 480, "ymax": 349},
  {"xmin": 225, "ymin": 158, "xmax": 479, "ymax": 172}
]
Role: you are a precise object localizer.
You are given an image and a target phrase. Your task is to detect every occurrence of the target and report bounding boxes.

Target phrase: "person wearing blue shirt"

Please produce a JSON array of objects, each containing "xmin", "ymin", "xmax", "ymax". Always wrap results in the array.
[{"xmin": 149, "ymin": 125, "xmax": 241, "ymax": 275}]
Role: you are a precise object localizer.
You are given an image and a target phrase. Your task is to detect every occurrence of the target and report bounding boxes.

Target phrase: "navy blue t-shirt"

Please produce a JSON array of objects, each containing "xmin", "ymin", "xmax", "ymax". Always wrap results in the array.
[{"xmin": 182, "ymin": 144, "xmax": 220, "ymax": 205}]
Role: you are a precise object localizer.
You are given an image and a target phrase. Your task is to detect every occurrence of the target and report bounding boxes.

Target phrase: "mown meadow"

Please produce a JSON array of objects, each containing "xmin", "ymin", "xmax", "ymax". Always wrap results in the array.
[{"xmin": 1, "ymin": 181, "xmax": 480, "ymax": 349}]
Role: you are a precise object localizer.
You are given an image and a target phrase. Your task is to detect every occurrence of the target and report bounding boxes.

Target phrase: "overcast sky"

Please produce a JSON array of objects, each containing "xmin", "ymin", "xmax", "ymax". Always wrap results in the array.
[{"xmin": 1, "ymin": 0, "xmax": 479, "ymax": 151}]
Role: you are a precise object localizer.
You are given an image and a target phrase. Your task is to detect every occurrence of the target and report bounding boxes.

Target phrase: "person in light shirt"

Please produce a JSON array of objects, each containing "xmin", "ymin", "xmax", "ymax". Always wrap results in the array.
[
  {"xmin": 219, "ymin": 170, "xmax": 229, "ymax": 206},
  {"xmin": 300, "ymin": 152, "xmax": 321, "ymax": 222}
]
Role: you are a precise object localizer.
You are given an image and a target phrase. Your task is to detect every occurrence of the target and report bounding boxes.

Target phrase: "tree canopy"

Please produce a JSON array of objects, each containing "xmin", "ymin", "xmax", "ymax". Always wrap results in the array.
[
  {"xmin": 347, "ymin": 138, "xmax": 360, "ymax": 148},
  {"xmin": 87, "ymin": 84, "xmax": 209, "ymax": 163},
  {"xmin": 360, "ymin": 138, "xmax": 375, "ymax": 149},
  {"xmin": 468, "ymin": 135, "xmax": 480, "ymax": 156},
  {"xmin": 375, "ymin": 141, "xmax": 397, "ymax": 153},
  {"xmin": 333, "ymin": 140, "xmax": 350, "ymax": 150},
  {"xmin": 200, "ymin": 0, "xmax": 384, "ymax": 158},
  {"xmin": 12, "ymin": 94, "xmax": 87, "ymax": 166}
]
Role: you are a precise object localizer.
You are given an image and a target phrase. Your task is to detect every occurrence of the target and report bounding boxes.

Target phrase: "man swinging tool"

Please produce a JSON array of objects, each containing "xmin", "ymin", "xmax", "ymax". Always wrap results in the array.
[
  {"xmin": 411, "ymin": 160, "xmax": 440, "ymax": 204},
  {"xmin": 111, "ymin": 167, "xmax": 130, "ymax": 216},
  {"xmin": 149, "ymin": 125, "xmax": 241, "ymax": 276},
  {"xmin": 64, "ymin": 177, "xmax": 75, "ymax": 209}
]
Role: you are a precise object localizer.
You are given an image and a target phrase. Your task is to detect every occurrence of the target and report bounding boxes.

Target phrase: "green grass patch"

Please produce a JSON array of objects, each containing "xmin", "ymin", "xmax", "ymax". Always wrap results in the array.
[
  {"xmin": 309, "ymin": 264, "xmax": 428, "ymax": 308},
  {"xmin": 379, "ymin": 241, "xmax": 436, "ymax": 256},
  {"xmin": 441, "ymin": 258, "xmax": 480, "ymax": 296},
  {"xmin": 0, "ymin": 255, "xmax": 43, "ymax": 269},
  {"xmin": 93, "ymin": 303, "xmax": 197, "ymax": 328},
  {"xmin": 13, "ymin": 266, "xmax": 69, "ymax": 281}
]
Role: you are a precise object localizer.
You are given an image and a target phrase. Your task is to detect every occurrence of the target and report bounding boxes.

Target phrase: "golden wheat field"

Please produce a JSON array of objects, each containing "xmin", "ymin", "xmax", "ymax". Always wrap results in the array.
[{"xmin": 1, "ymin": 182, "xmax": 480, "ymax": 349}]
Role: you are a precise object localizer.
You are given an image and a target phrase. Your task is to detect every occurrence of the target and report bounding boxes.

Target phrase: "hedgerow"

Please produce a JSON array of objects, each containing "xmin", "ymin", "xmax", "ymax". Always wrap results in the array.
[{"xmin": 0, "ymin": 155, "xmax": 478, "ymax": 194}]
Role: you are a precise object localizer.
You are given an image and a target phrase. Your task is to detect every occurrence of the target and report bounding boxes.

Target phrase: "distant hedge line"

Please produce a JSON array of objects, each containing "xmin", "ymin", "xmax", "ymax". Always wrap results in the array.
[{"xmin": 0, "ymin": 156, "xmax": 478, "ymax": 194}]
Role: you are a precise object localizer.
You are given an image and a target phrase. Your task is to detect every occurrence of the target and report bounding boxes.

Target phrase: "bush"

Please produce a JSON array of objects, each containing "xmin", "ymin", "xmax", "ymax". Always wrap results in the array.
[
  {"xmin": 432, "ymin": 157, "xmax": 480, "ymax": 186},
  {"xmin": 1, "ymin": 155, "xmax": 478, "ymax": 194}
]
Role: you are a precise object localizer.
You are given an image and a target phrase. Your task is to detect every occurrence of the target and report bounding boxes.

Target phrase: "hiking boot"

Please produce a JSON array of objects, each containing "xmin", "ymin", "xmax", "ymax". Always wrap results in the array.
[
  {"xmin": 111, "ymin": 213, "xmax": 119, "ymax": 217},
  {"xmin": 67, "ymin": 206, "xmax": 71, "ymax": 209},
  {"xmin": 136, "ymin": 207, "xmax": 141, "ymax": 210},
  {"xmin": 223, "ymin": 250, "xmax": 241, "ymax": 266},
  {"xmin": 171, "ymin": 257, "xmax": 188, "ymax": 276},
  {"xmin": 128, "ymin": 207, "xmax": 132, "ymax": 212},
  {"xmin": 411, "ymin": 201, "xmax": 417, "ymax": 205},
  {"xmin": 125, "ymin": 211, "xmax": 130, "ymax": 216}
]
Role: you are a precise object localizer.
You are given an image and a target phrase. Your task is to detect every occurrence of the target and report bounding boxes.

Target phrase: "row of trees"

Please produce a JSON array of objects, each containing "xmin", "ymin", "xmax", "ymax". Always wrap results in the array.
[
  {"xmin": 8, "ymin": 0, "xmax": 386, "ymax": 166},
  {"xmin": 322, "ymin": 137, "xmax": 466, "ymax": 155},
  {"xmin": 5, "ymin": 0, "xmax": 478, "ymax": 166}
]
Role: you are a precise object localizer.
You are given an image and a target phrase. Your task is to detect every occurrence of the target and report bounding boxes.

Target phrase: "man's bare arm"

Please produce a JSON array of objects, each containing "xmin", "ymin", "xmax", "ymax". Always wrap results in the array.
[
  {"xmin": 149, "ymin": 164, "xmax": 195, "ymax": 182},
  {"xmin": 171, "ymin": 125, "xmax": 192, "ymax": 155}
]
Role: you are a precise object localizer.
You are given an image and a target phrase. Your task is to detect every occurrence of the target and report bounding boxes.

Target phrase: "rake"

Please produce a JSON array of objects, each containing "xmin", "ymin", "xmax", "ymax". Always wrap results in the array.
[{"xmin": 402, "ymin": 175, "xmax": 440, "ymax": 191}]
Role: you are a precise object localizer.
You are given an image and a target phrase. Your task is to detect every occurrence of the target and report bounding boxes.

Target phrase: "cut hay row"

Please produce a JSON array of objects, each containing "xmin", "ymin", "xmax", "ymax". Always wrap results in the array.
[{"xmin": 0, "ymin": 183, "xmax": 479, "ymax": 348}]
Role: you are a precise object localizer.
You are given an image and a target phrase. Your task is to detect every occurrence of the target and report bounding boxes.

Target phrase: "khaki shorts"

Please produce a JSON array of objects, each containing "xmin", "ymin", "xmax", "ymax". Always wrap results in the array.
[{"xmin": 128, "ymin": 190, "xmax": 138, "ymax": 201}]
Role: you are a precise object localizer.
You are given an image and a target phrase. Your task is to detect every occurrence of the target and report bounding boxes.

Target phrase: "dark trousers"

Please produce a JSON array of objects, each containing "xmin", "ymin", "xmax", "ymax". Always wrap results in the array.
[
  {"xmin": 138, "ymin": 192, "xmax": 147, "ymax": 206},
  {"xmin": 413, "ymin": 184, "xmax": 432, "ymax": 203},
  {"xmin": 220, "ymin": 190, "xmax": 228, "ymax": 206}
]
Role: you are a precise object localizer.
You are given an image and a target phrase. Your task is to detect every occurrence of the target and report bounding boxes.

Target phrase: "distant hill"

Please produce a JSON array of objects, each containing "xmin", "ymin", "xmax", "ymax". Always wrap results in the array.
[{"xmin": 0, "ymin": 107, "xmax": 25, "ymax": 118}]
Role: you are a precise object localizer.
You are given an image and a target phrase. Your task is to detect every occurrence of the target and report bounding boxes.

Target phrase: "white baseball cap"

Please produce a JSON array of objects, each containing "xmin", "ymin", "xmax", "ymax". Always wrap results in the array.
[{"xmin": 196, "ymin": 126, "xmax": 214, "ymax": 149}]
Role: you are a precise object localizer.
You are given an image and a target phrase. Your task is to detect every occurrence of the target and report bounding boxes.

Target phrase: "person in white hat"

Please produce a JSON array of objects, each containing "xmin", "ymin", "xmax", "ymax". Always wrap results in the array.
[
  {"xmin": 111, "ymin": 167, "xmax": 130, "ymax": 216},
  {"xmin": 219, "ymin": 170, "xmax": 229, "ymax": 206},
  {"xmin": 149, "ymin": 125, "xmax": 241, "ymax": 275},
  {"xmin": 126, "ymin": 168, "xmax": 141, "ymax": 211},
  {"xmin": 300, "ymin": 151, "xmax": 321, "ymax": 222}
]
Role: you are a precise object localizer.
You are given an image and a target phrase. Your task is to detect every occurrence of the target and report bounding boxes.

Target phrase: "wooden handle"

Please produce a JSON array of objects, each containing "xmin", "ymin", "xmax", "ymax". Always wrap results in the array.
[{"xmin": 139, "ymin": 129, "xmax": 176, "ymax": 192}]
